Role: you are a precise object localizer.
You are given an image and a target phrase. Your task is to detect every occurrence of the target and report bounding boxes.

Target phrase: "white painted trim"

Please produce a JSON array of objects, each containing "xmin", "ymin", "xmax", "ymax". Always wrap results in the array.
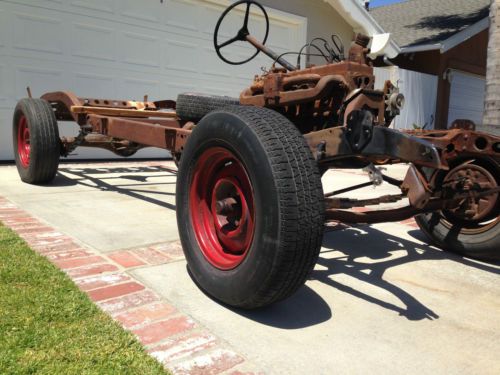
[
  {"xmin": 400, "ymin": 44, "xmax": 441, "ymax": 54},
  {"xmin": 441, "ymin": 17, "xmax": 489, "ymax": 53},
  {"xmin": 400, "ymin": 17, "xmax": 489, "ymax": 55}
]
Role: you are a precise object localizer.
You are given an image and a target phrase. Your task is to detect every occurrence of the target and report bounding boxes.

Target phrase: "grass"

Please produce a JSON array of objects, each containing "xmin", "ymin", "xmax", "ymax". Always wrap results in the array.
[{"xmin": 0, "ymin": 223, "xmax": 169, "ymax": 375}]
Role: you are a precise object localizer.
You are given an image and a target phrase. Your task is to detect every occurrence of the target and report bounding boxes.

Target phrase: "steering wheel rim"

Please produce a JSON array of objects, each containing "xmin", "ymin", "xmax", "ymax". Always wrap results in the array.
[{"xmin": 213, "ymin": 0, "xmax": 270, "ymax": 65}]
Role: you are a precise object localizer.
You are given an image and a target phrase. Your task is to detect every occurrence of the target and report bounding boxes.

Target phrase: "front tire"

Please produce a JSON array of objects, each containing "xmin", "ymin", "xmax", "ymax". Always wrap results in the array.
[
  {"xmin": 176, "ymin": 106, "xmax": 324, "ymax": 308},
  {"xmin": 12, "ymin": 98, "xmax": 61, "ymax": 184}
]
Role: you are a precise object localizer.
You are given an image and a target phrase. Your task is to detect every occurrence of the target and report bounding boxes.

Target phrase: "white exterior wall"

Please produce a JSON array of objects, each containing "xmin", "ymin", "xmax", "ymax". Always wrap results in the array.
[{"xmin": 375, "ymin": 66, "xmax": 438, "ymax": 130}]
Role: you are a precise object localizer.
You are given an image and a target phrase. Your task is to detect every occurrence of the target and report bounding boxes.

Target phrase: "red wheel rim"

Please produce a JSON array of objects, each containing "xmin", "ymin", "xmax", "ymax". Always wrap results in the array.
[
  {"xmin": 17, "ymin": 115, "xmax": 30, "ymax": 168},
  {"xmin": 189, "ymin": 147, "xmax": 255, "ymax": 270}
]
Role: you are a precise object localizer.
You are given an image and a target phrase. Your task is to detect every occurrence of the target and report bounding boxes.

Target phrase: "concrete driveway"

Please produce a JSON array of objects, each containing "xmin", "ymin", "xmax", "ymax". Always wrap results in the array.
[{"xmin": 0, "ymin": 160, "xmax": 499, "ymax": 375}]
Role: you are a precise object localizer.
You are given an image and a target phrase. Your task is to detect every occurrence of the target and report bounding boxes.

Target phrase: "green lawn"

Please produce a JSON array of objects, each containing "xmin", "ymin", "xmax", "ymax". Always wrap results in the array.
[{"xmin": 0, "ymin": 223, "xmax": 169, "ymax": 375}]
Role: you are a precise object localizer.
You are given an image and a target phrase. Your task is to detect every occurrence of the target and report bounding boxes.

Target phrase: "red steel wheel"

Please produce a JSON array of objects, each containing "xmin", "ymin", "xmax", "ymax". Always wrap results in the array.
[
  {"xmin": 176, "ymin": 106, "xmax": 324, "ymax": 309},
  {"xmin": 189, "ymin": 147, "xmax": 255, "ymax": 270},
  {"xmin": 12, "ymin": 98, "xmax": 60, "ymax": 184},
  {"xmin": 17, "ymin": 115, "xmax": 30, "ymax": 168}
]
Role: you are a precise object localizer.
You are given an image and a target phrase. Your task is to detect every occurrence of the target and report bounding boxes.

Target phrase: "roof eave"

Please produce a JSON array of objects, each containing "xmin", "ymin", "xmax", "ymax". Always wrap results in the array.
[{"xmin": 400, "ymin": 17, "xmax": 489, "ymax": 55}]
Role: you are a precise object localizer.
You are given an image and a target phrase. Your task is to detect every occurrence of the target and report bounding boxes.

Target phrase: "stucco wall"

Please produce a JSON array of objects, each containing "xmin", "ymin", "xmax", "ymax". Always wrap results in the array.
[{"xmin": 260, "ymin": 0, "xmax": 355, "ymax": 64}]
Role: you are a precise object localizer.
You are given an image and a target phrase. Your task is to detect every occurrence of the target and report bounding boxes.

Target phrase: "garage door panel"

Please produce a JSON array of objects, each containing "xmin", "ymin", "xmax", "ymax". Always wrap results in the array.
[
  {"xmin": 15, "ymin": 66, "xmax": 65, "ymax": 99},
  {"xmin": 73, "ymin": 72, "xmax": 115, "ymax": 98},
  {"xmin": 120, "ymin": 31, "xmax": 161, "ymax": 68},
  {"xmin": 13, "ymin": 13, "xmax": 63, "ymax": 55},
  {"xmin": 71, "ymin": 0, "xmax": 114, "ymax": 14},
  {"xmin": 0, "ymin": 64, "xmax": 7, "ymax": 101},
  {"xmin": 0, "ymin": 109, "xmax": 13, "ymax": 160},
  {"xmin": 165, "ymin": 0, "xmax": 200, "ymax": 32},
  {"xmin": 71, "ymin": 22, "xmax": 116, "ymax": 62},
  {"xmin": 119, "ymin": 78, "xmax": 161, "ymax": 100},
  {"xmin": 165, "ymin": 39, "xmax": 200, "ymax": 73},
  {"xmin": 121, "ymin": 0, "xmax": 163, "ymax": 23},
  {"xmin": 0, "ymin": 10, "xmax": 7, "ymax": 50},
  {"xmin": 200, "ymin": 6, "xmax": 228, "ymax": 37},
  {"xmin": 448, "ymin": 71, "xmax": 486, "ymax": 127}
]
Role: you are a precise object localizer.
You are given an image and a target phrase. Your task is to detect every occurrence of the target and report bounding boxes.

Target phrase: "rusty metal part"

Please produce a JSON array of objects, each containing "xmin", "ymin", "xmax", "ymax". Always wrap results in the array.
[
  {"xmin": 348, "ymin": 34, "xmax": 370, "ymax": 65},
  {"xmin": 240, "ymin": 59, "xmax": 373, "ymax": 108},
  {"xmin": 60, "ymin": 133, "xmax": 146, "ymax": 156},
  {"xmin": 71, "ymin": 105, "xmax": 177, "ymax": 119},
  {"xmin": 326, "ymin": 205, "xmax": 431, "ymax": 224},
  {"xmin": 304, "ymin": 115, "xmax": 444, "ymax": 169},
  {"xmin": 404, "ymin": 128, "xmax": 500, "ymax": 161},
  {"xmin": 401, "ymin": 164, "xmax": 431, "ymax": 209},
  {"xmin": 450, "ymin": 119, "xmax": 476, "ymax": 131},
  {"xmin": 325, "ymin": 194, "xmax": 404, "ymax": 209},
  {"xmin": 241, "ymin": 73, "xmax": 348, "ymax": 107},
  {"xmin": 326, "ymin": 187, "xmax": 500, "ymax": 224},
  {"xmin": 342, "ymin": 91, "xmax": 386, "ymax": 126},
  {"xmin": 86, "ymin": 115, "xmax": 190, "ymax": 153},
  {"xmin": 442, "ymin": 163, "xmax": 498, "ymax": 221}
]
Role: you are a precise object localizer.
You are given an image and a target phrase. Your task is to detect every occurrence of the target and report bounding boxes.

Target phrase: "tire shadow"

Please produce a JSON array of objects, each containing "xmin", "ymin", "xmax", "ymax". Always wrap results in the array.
[
  {"xmin": 315, "ymin": 224, "xmax": 500, "ymax": 321},
  {"xmin": 51, "ymin": 164, "xmax": 178, "ymax": 210},
  {"xmin": 186, "ymin": 265, "xmax": 332, "ymax": 329}
]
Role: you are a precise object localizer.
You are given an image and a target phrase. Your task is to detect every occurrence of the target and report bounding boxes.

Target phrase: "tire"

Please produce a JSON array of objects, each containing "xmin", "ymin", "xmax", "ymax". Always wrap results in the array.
[
  {"xmin": 112, "ymin": 149, "xmax": 137, "ymax": 157},
  {"xmin": 176, "ymin": 106, "xmax": 324, "ymax": 308},
  {"xmin": 415, "ymin": 159, "xmax": 500, "ymax": 262},
  {"xmin": 176, "ymin": 93, "xmax": 239, "ymax": 122},
  {"xmin": 12, "ymin": 98, "xmax": 61, "ymax": 184}
]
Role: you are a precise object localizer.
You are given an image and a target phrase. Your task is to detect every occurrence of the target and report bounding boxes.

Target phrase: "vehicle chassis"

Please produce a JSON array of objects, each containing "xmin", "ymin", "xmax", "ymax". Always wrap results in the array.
[
  {"xmin": 40, "ymin": 67, "xmax": 500, "ymax": 227},
  {"xmin": 13, "ymin": 0, "xmax": 500, "ymax": 308}
]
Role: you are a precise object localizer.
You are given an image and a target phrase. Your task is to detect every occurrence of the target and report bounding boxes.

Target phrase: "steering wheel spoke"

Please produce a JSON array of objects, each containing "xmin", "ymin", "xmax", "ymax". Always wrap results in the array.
[
  {"xmin": 243, "ymin": 2, "xmax": 251, "ymax": 29},
  {"xmin": 213, "ymin": 0, "xmax": 269, "ymax": 65},
  {"xmin": 219, "ymin": 35, "xmax": 241, "ymax": 49}
]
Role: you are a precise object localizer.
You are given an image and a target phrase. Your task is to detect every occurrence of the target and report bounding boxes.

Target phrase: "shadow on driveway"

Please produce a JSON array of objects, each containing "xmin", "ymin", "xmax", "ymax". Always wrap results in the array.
[
  {"xmin": 44, "ymin": 163, "xmax": 500, "ymax": 326},
  {"xmin": 316, "ymin": 225, "xmax": 500, "ymax": 321},
  {"xmin": 53, "ymin": 165, "xmax": 177, "ymax": 210}
]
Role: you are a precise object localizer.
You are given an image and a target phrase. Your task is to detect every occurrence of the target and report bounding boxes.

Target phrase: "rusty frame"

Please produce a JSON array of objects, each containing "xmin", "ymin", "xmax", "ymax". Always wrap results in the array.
[
  {"xmin": 36, "ymin": 30, "xmax": 500, "ymax": 226},
  {"xmin": 41, "ymin": 91, "xmax": 190, "ymax": 157}
]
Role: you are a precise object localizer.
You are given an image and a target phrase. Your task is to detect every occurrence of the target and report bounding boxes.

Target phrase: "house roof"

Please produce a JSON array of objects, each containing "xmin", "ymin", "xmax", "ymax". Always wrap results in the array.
[{"xmin": 370, "ymin": 0, "xmax": 490, "ymax": 50}]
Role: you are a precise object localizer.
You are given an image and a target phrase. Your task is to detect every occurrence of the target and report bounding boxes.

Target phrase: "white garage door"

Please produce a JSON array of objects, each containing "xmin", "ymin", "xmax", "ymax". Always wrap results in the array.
[
  {"xmin": 448, "ymin": 70, "xmax": 486, "ymax": 128},
  {"xmin": 0, "ymin": 0, "xmax": 306, "ymax": 160}
]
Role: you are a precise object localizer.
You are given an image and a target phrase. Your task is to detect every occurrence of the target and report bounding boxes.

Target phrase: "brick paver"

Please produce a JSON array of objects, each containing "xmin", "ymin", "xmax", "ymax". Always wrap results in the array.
[{"xmin": 0, "ymin": 191, "xmax": 422, "ymax": 374}]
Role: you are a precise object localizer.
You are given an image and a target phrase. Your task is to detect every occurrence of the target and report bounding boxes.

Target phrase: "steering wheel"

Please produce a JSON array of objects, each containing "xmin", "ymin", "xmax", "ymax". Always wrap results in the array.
[{"xmin": 214, "ymin": 0, "xmax": 270, "ymax": 65}]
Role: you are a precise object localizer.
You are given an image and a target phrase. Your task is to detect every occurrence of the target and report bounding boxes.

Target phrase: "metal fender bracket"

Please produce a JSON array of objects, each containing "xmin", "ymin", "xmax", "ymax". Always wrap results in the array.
[{"xmin": 305, "ymin": 110, "xmax": 446, "ymax": 170}]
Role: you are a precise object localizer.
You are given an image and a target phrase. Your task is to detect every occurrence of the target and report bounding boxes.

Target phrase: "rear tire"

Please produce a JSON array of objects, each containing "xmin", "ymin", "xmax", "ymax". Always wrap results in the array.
[
  {"xmin": 176, "ymin": 93, "xmax": 239, "ymax": 122},
  {"xmin": 416, "ymin": 158, "xmax": 500, "ymax": 261},
  {"xmin": 12, "ymin": 98, "xmax": 60, "ymax": 184},
  {"xmin": 176, "ymin": 106, "xmax": 324, "ymax": 308}
]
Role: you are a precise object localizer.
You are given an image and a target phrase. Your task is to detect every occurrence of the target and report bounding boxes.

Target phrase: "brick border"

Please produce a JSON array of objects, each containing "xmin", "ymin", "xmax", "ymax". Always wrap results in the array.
[
  {"xmin": 0, "ymin": 193, "xmax": 418, "ymax": 375},
  {"xmin": 0, "ymin": 196, "xmax": 260, "ymax": 375}
]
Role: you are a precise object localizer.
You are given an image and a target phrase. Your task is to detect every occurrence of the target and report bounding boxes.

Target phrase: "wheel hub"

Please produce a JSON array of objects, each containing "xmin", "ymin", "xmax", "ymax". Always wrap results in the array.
[
  {"xmin": 444, "ymin": 163, "xmax": 498, "ymax": 222},
  {"xmin": 189, "ymin": 147, "xmax": 255, "ymax": 270},
  {"xmin": 17, "ymin": 116, "xmax": 30, "ymax": 167}
]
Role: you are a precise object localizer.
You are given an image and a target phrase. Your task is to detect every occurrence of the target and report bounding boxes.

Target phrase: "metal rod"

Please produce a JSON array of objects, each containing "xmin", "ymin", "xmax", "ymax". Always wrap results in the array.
[
  {"xmin": 382, "ymin": 174, "xmax": 403, "ymax": 186},
  {"xmin": 246, "ymin": 35, "xmax": 296, "ymax": 71},
  {"xmin": 324, "ymin": 181, "xmax": 373, "ymax": 197}
]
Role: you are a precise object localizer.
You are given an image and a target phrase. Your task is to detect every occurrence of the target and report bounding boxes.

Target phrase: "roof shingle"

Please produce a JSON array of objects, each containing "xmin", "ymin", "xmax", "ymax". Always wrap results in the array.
[{"xmin": 370, "ymin": 0, "xmax": 490, "ymax": 48}]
